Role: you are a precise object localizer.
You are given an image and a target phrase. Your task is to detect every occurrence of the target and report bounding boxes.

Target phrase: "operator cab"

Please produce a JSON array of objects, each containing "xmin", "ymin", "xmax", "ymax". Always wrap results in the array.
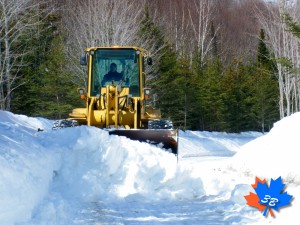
[{"xmin": 89, "ymin": 48, "xmax": 141, "ymax": 97}]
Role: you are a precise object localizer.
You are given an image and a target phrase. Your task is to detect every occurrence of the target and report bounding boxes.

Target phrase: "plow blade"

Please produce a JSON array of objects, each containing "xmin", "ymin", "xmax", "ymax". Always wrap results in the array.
[{"xmin": 109, "ymin": 129, "xmax": 178, "ymax": 155}]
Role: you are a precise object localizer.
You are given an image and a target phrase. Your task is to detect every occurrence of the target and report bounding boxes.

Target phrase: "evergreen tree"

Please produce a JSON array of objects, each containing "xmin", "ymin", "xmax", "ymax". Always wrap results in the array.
[
  {"xmin": 252, "ymin": 29, "xmax": 279, "ymax": 132},
  {"xmin": 139, "ymin": 6, "xmax": 187, "ymax": 128},
  {"xmin": 283, "ymin": 13, "xmax": 300, "ymax": 39},
  {"xmin": 191, "ymin": 24, "xmax": 225, "ymax": 131},
  {"xmin": 140, "ymin": 6, "xmax": 164, "ymax": 49},
  {"xmin": 11, "ymin": 13, "xmax": 83, "ymax": 119},
  {"xmin": 173, "ymin": 54, "xmax": 196, "ymax": 130},
  {"xmin": 221, "ymin": 60, "xmax": 256, "ymax": 132},
  {"xmin": 32, "ymin": 36, "xmax": 83, "ymax": 119},
  {"xmin": 190, "ymin": 45, "xmax": 205, "ymax": 130},
  {"xmin": 11, "ymin": 12, "xmax": 59, "ymax": 115},
  {"xmin": 197, "ymin": 57, "xmax": 226, "ymax": 131},
  {"xmin": 154, "ymin": 45, "xmax": 182, "ymax": 125}
]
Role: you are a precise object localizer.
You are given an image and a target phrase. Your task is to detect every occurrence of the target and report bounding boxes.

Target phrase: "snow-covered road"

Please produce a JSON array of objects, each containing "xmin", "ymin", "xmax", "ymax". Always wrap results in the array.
[{"xmin": 72, "ymin": 195, "xmax": 249, "ymax": 225}]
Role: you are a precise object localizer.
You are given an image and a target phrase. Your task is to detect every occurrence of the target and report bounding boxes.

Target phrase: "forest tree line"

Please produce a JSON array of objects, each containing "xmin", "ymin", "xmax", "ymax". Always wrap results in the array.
[{"xmin": 1, "ymin": 0, "xmax": 300, "ymax": 132}]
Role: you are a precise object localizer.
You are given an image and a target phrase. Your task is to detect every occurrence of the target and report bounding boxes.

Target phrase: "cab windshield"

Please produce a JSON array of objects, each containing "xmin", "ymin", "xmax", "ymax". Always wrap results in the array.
[{"xmin": 91, "ymin": 49, "xmax": 140, "ymax": 96}]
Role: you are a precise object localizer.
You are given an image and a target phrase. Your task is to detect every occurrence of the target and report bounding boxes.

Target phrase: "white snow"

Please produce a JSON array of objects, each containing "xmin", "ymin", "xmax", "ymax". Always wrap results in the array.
[{"xmin": 0, "ymin": 110, "xmax": 299, "ymax": 224}]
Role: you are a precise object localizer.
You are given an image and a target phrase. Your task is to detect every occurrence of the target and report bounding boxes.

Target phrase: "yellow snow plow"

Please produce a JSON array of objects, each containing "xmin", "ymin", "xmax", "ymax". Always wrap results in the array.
[{"xmin": 55, "ymin": 46, "xmax": 178, "ymax": 154}]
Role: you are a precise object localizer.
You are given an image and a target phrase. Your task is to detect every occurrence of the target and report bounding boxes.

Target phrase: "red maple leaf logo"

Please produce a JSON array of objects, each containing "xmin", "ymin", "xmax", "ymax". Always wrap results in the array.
[{"xmin": 244, "ymin": 177, "xmax": 275, "ymax": 217}]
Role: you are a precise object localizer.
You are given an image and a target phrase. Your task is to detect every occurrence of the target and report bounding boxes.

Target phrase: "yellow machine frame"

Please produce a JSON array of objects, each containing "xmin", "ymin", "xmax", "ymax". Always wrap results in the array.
[{"xmin": 67, "ymin": 46, "xmax": 177, "ymax": 154}]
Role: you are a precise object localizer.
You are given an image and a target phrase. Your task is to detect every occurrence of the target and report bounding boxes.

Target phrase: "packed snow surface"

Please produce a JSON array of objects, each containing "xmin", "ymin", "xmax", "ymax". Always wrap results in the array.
[{"xmin": 0, "ymin": 110, "xmax": 299, "ymax": 224}]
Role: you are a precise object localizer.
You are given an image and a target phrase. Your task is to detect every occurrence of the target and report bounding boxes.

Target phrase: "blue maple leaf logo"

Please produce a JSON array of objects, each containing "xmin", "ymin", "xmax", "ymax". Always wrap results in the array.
[{"xmin": 254, "ymin": 176, "xmax": 293, "ymax": 217}]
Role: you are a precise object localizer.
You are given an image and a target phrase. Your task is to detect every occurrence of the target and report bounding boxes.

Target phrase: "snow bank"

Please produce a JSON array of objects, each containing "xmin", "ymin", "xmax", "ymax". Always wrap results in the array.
[
  {"xmin": 228, "ymin": 112, "xmax": 300, "ymax": 223},
  {"xmin": 0, "ymin": 111, "xmax": 204, "ymax": 225},
  {"xmin": 2, "ymin": 109, "xmax": 299, "ymax": 224},
  {"xmin": 230, "ymin": 112, "xmax": 300, "ymax": 182},
  {"xmin": 0, "ymin": 111, "xmax": 57, "ymax": 224},
  {"xmin": 44, "ymin": 126, "xmax": 205, "ymax": 201}
]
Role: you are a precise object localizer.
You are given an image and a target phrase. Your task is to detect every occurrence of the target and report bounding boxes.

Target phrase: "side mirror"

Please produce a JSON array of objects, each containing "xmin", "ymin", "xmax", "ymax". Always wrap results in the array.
[
  {"xmin": 147, "ymin": 57, "xmax": 153, "ymax": 66},
  {"xmin": 78, "ymin": 87, "xmax": 86, "ymax": 100},
  {"xmin": 144, "ymin": 88, "xmax": 151, "ymax": 100},
  {"xmin": 80, "ymin": 53, "xmax": 88, "ymax": 65}
]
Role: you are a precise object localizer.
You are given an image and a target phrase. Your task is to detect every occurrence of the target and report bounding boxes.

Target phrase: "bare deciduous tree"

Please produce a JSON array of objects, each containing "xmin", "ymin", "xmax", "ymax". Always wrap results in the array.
[
  {"xmin": 214, "ymin": 0, "xmax": 261, "ymax": 64},
  {"xmin": 188, "ymin": 0, "xmax": 216, "ymax": 65},
  {"xmin": 256, "ymin": 0, "xmax": 300, "ymax": 118},
  {"xmin": 0, "ymin": 0, "xmax": 51, "ymax": 110},
  {"xmin": 62, "ymin": 0, "xmax": 146, "ymax": 85}
]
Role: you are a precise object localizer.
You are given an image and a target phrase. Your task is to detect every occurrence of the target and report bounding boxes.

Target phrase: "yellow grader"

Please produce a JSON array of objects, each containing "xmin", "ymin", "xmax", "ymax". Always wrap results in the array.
[{"xmin": 56, "ymin": 46, "xmax": 178, "ymax": 154}]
